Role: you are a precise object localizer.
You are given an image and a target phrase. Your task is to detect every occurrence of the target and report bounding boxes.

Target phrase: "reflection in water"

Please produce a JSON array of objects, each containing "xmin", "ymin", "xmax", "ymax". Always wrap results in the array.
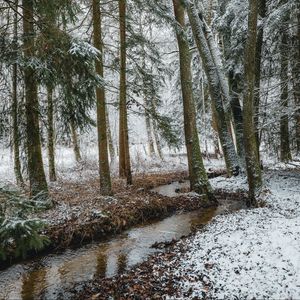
[
  {"xmin": 0, "ymin": 184, "xmax": 244, "ymax": 300},
  {"xmin": 117, "ymin": 253, "xmax": 127, "ymax": 275},
  {"xmin": 22, "ymin": 268, "xmax": 47, "ymax": 300},
  {"xmin": 95, "ymin": 246, "xmax": 108, "ymax": 278}
]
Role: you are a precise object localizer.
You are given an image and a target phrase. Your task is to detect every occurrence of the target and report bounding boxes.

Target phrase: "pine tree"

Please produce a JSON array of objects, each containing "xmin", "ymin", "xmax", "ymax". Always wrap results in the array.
[
  {"xmin": 243, "ymin": 0, "xmax": 262, "ymax": 205},
  {"xmin": 92, "ymin": 0, "xmax": 112, "ymax": 195},
  {"xmin": 118, "ymin": 0, "xmax": 132, "ymax": 185},
  {"xmin": 22, "ymin": 0, "xmax": 48, "ymax": 199}
]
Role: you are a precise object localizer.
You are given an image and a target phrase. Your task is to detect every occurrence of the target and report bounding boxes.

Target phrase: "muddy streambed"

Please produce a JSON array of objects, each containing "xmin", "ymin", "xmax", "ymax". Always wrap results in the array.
[{"xmin": 0, "ymin": 181, "xmax": 245, "ymax": 300}]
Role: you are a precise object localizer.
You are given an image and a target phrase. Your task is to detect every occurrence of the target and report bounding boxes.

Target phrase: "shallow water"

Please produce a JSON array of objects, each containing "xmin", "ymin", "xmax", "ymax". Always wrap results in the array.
[{"xmin": 0, "ymin": 182, "xmax": 244, "ymax": 300}]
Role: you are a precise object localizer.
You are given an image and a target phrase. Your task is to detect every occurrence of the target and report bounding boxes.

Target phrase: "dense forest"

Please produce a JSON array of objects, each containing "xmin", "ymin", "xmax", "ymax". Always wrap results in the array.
[{"xmin": 0, "ymin": 0, "xmax": 299, "ymax": 299}]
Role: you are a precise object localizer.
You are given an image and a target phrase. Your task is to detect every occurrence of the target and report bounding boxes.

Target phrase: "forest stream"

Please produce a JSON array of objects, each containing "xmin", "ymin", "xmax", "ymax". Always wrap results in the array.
[{"xmin": 0, "ymin": 181, "xmax": 245, "ymax": 300}]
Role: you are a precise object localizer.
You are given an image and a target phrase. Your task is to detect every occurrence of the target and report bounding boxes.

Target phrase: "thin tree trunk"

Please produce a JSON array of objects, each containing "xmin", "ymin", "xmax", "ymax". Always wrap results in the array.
[
  {"xmin": 186, "ymin": 1, "xmax": 240, "ymax": 177},
  {"xmin": 229, "ymin": 72, "xmax": 245, "ymax": 162},
  {"xmin": 172, "ymin": 0, "xmax": 215, "ymax": 204},
  {"xmin": 47, "ymin": 86, "xmax": 57, "ymax": 182},
  {"xmin": 106, "ymin": 109, "xmax": 115, "ymax": 163},
  {"xmin": 151, "ymin": 97, "xmax": 164, "ymax": 160},
  {"xmin": 70, "ymin": 118, "xmax": 81, "ymax": 163},
  {"xmin": 92, "ymin": 0, "xmax": 112, "ymax": 195},
  {"xmin": 118, "ymin": 0, "xmax": 132, "ymax": 185},
  {"xmin": 144, "ymin": 103, "xmax": 155, "ymax": 157},
  {"xmin": 22, "ymin": 0, "xmax": 48, "ymax": 198},
  {"xmin": 243, "ymin": 0, "xmax": 262, "ymax": 205},
  {"xmin": 280, "ymin": 12, "xmax": 292, "ymax": 162},
  {"xmin": 12, "ymin": 0, "xmax": 24, "ymax": 187},
  {"xmin": 254, "ymin": 0, "xmax": 266, "ymax": 156},
  {"xmin": 293, "ymin": 7, "xmax": 300, "ymax": 154}
]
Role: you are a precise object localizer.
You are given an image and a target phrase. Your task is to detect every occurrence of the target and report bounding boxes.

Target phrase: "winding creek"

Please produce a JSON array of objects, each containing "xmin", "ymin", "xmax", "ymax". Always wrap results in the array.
[{"xmin": 0, "ymin": 181, "xmax": 245, "ymax": 300}]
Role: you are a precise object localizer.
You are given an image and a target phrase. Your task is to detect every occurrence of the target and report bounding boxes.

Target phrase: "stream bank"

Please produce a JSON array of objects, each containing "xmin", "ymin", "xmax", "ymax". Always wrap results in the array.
[
  {"xmin": 0, "ymin": 178, "xmax": 246, "ymax": 300},
  {"xmin": 1, "ymin": 170, "xmax": 227, "ymax": 270}
]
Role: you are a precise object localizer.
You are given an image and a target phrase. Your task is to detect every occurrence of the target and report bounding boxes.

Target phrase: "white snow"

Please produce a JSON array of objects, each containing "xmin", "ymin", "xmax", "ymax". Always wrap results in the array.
[{"xmin": 169, "ymin": 169, "xmax": 300, "ymax": 299}]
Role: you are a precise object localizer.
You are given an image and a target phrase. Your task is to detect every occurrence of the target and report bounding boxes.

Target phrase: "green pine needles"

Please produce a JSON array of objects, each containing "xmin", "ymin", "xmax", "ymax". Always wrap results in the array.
[{"xmin": 0, "ymin": 188, "xmax": 50, "ymax": 261}]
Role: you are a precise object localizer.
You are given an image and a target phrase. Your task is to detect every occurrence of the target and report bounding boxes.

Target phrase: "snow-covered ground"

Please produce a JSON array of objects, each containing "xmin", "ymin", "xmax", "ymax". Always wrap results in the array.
[
  {"xmin": 0, "ymin": 145, "xmax": 225, "ymax": 186},
  {"xmin": 169, "ymin": 170, "xmax": 300, "ymax": 299}
]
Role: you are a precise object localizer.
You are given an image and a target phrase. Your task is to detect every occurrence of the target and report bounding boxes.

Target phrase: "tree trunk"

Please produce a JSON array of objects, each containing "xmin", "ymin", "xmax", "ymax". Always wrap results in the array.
[
  {"xmin": 12, "ymin": 0, "xmax": 24, "ymax": 187},
  {"xmin": 292, "ymin": 7, "xmax": 300, "ymax": 154},
  {"xmin": 92, "ymin": 0, "xmax": 112, "ymax": 195},
  {"xmin": 254, "ymin": 0, "xmax": 266, "ymax": 156},
  {"xmin": 172, "ymin": 0, "xmax": 215, "ymax": 204},
  {"xmin": 144, "ymin": 104, "xmax": 155, "ymax": 157},
  {"xmin": 106, "ymin": 109, "xmax": 115, "ymax": 163},
  {"xmin": 243, "ymin": 0, "xmax": 262, "ymax": 205},
  {"xmin": 280, "ymin": 12, "xmax": 292, "ymax": 162},
  {"xmin": 186, "ymin": 1, "xmax": 240, "ymax": 177},
  {"xmin": 228, "ymin": 72, "xmax": 245, "ymax": 162},
  {"xmin": 70, "ymin": 118, "xmax": 81, "ymax": 163},
  {"xmin": 22, "ymin": 0, "xmax": 48, "ymax": 198},
  {"xmin": 118, "ymin": 0, "xmax": 132, "ymax": 185},
  {"xmin": 47, "ymin": 86, "xmax": 57, "ymax": 182},
  {"xmin": 151, "ymin": 97, "xmax": 164, "ymax": 160}
]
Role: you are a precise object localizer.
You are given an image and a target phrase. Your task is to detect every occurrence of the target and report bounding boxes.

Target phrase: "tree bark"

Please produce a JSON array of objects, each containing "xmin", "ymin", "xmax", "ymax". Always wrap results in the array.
[
  {"xmin": 47, "ymin": 86, "xmax": 57, "ymax": 182},
  {"xmin": 92, "ymin": 0, "xmax": 112, "ymax": 195},
  {"xmin": 254, "ymin": 0, "xmax": 266, "ymax": 156},
  {"xmin": 172, "ymin": 0, "xmax": 215, "ymax": 204},
  {"xmin": 106, "ymin": 109, "xmax": 115, "ymax": 163},
  {"xmin": 23, "ymin": 0, "xmax": 48, "ymax": 198},
  {"xmin": 118, "ymin": 0, "xmax": 132, "ymax": 185},
  {"xmin": 292, "ymin": 7, "xmax": 300, "ymax": 154},
  {"xmin": 70, "ymin": 118, "xmax": 81, "ymax": 163},
  {"xmin": 280, "ymin": 11, "xmax": 292, "ymax": 162},
  {"xmin": 243, "ymin": 0, "xmax": 262, "ymax": 205},
  {"xmin": 12, "ymin": 0, "xmax": 24, "ymax": 187},
  {"xmin": 186, "ymin": 1, "xmax": 240, "ymax": 177}
]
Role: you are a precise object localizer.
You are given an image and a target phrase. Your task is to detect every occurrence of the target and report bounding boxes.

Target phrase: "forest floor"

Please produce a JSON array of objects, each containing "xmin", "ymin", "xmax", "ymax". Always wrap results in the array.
[
  {"xmin": 70, "ymin": 166, "xmax": 300, "ymax": 299},
  {"xmin": 1, "ymin": 148, "xmax": 229, "ymax": 267}
]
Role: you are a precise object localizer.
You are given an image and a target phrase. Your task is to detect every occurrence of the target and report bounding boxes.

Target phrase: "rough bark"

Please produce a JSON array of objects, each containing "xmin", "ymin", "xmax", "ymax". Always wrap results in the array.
[
  {"xmin": 118, "ymin": 0, "xmax": 132, "ymax": 185},
  {"xmin": 106, "ymin": 109, "xmax": 115, "ymax": 163},
  {"xmin": 22, "ymin": 0, "xmax": 48, "ymax": 198},
  {"xmin": 92, "ymin": 0, "xmax": 112, "ymax": 195},
  {"xmin": 12, "ymin": 0, "xmax": 24, "ymax": 187},
  {"xmin": 229, "ymin": 72, "xmax": 245, "ymax": 162},
  {"xmin": 47, "ymin": 86, "xmax": 57, "ymax": 182},
  {"xmin": 151, "ymin": 97, "xmax": 164, "ymax": 160},
  {"xmin": 243, "ymin": 0, "xmax": 262, "ymax": 205},
  {"xmin": 186, "ymin": 1, "xmax": 240, "ymax": 176},
  {"xmin": 254, "ymin": 0, "xmax": 266, "ymax": 155},
  {"xmin": 280, "ymin": 13, "xmax": 292, "ymax": 162},
  {"xmin": 292, "ymin": 7, "xmax": 300, "ymax": 154},
  {"xmin": 172, "ymin": 0, "xmax": 215, "ymax": 203},
  {"xmin": 204, "ymin": 22, "xmax": 245, "ymax": 165},
  {"xmin": 70, "ymin": 118, "xmax": 81, "ymax": 163}
]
